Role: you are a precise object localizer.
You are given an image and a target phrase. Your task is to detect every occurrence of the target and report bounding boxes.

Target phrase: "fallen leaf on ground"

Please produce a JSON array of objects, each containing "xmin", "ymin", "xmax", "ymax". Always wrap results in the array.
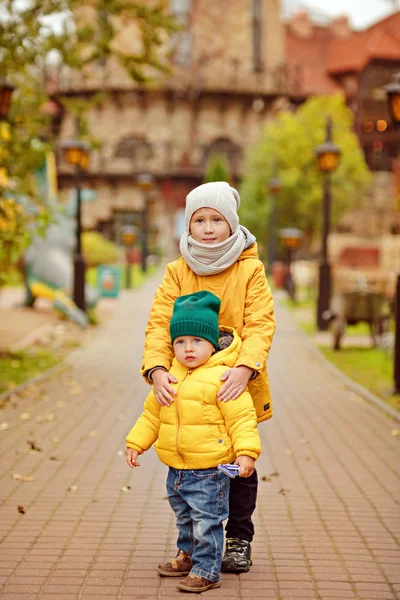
[
  {"xmin": 305, "ymin": 456, "xmax": 313, "ymax": 462},
  {"xmin": 278, "ymin": 488, "xmax": 290, "ymax": 495},
  {"xmin": 17, "ymin": 505, "xmax": 26, "ymax": 514},
  {"xmin": 36, "ymin": 414, "xmax": 54, "ymax": 423},
  {"xmin": 0, "ymin": 422, "xmax": 10, "ymax": 431},
  {"xmin": 120, "ymin": 486, "xmax": 131, "ymax": 492},
  {"xmin": 116, "ymin": 450, "xmax": 124, "ymax": 456},
  {"xmin": 269, "ymin": 471, "xmax": 279, "ymax": 477},
  {"xmin": 391, "ymin": 429, "xmax": 400, "ymax": 436},
  {"xmin": 300, "ymin": 438, "xmax": 310, "ymax": 444},
  {"xmin": 261, "ymin": 475, "xmax": 271, "ymax": 482},
  {"xmin": 56, "ymin": 401, "xmax": 65, "ymax": 408},
  {"xmin": 69, "ymin": 386, "xmax": 82, "ymax": 396},
  {"xmin": 67, "ymin": 485, "xmax": 79, "ymax": 492},
  {"xmin": 20, "ymin": 413, "xmax": 31, "ymax": 421},
  {"xmin": 285, "ymin": 449, "xmax": 293, "ymax": 455},
  {"xmin": 51, "ymin": 436, "xmax": 60, "ymax": 443},
  {"xmin": 27, "ymin": 440, "xmax": 42, "ymax": 452},
  {"xmin": 12, "ymin": 473, "xmax": 22, "ymax": 480},
  {"xmin": 49, "ymin": 455, "xmax": 61, "ymax": 461}
]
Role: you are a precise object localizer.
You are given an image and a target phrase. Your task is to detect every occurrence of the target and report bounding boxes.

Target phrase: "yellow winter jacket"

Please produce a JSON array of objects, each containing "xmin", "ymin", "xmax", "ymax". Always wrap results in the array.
[
  {"xmin": 141, "ymin": 244, "xmax": 276, "ymax": 422},
  {"xmin": 128, "ymin": 328, "xmax": 261, "ymax": 469}
]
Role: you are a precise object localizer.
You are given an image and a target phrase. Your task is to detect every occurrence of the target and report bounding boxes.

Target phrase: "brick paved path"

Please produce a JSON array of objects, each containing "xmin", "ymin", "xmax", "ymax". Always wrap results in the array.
[{"xmin": 0, "ymin": 273, "xmax": 399, "ymax": 600}]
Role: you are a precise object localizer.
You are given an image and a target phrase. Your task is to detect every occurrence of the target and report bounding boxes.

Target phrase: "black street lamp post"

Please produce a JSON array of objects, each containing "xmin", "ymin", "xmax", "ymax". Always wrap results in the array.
[
  {"xmin": 60, "ymin": 140, "xmax": 90, "ymax": 313},
  {"xmin": 279, "ymin": 228, "xmax": 303, "ymax": 301},
  {"xmin": 267, "ymin": 175, "xmax": 281, "ymax": 273},
  {"xmin": 137, "ymin": 172, "xmax": 154, "ymax": 274},
  {"xmin": 0, "ymin": 80, "xmax": 15, "ymax": 121},
  {"xmin": 314, "ymin": 118, "xmax": 341, "ymax": 330},
  {"xmin": 383, "ymin": 71, "xmax": 400, "ymax": 394},
  {"xmin": 122, "ymin": 226, "xmax": 136, "ymax": 289}
]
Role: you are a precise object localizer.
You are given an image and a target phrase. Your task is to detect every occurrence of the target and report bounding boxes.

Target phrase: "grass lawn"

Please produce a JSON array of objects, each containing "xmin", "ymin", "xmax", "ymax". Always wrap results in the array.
[
  {"xmin": 280, "ymin": 287, "xmax": 399, "ymax": 412},
  {"xmin": 0, "ymin": 349, "xmax": 60, "ymax": 394}
]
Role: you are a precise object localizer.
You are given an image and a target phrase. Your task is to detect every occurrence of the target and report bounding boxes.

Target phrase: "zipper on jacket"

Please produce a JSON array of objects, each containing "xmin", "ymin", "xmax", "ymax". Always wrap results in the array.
[{"xmin": 176, "ymin": 369, "xmax": 192, "ymax": 466}]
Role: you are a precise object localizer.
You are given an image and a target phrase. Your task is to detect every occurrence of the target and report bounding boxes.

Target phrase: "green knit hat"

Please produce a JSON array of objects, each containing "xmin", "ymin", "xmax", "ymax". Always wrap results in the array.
[{"xmin": 170, "ymin": 291, "xmax": 221, "ymax": 349}]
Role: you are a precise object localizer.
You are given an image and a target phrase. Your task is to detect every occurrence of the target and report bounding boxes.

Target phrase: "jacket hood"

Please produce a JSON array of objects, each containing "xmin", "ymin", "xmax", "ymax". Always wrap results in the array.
[
  {"xmin": 241, "ymin": 226, "xmax": 256, "ymax": 249},
  {"xmin": 238, "ymin": 242, "xmax": 259, "ymax": 260},
  {"xmin": 171, "ymin": 326, "xmax": 240, "ymax": 372}
]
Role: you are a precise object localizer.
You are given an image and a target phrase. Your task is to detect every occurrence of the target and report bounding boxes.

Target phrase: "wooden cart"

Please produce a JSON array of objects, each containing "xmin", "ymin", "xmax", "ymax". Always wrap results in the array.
[{"xmin": 330, "ymin": 289, "xmax": 391, "ymax": 350}]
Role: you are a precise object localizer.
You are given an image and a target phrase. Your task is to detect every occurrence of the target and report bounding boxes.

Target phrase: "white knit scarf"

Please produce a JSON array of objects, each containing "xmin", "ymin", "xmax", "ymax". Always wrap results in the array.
[{"xmin": 179, "ymin": 228, "xmax": 246, "ymax": 276}]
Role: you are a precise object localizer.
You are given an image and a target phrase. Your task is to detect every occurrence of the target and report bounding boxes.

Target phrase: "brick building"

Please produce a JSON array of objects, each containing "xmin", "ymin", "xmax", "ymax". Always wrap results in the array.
[
  {"xmin": 285, "ymin": 10, "xmax": 400, "ymax": 238},
  {"xmin": 55, "ymin": 0, "xmax": 290, "ymax": 254}
]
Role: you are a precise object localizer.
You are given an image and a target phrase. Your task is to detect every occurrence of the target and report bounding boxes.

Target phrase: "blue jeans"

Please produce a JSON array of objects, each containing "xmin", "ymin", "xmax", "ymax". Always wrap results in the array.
[{"xmin": 166, "ymin": 467, "xmax": 230, "ymax": 582}]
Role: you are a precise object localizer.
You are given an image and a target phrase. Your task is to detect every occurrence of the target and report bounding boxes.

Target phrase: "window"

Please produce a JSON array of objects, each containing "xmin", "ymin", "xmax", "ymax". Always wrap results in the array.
[
  {"xmin": 170, "ymin": 0, "xmax": 192, "ymax": 66},
  {"xmin": 114, "ymin": 136, "xmax": 153, "ymax": 169},
  {"xmin": 252, "ymin": 0, "xmax": 263, "ymax": 73}
]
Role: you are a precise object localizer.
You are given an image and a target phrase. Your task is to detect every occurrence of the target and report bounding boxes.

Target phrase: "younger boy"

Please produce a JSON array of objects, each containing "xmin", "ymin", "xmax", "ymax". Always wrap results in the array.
[{"xmin": 126, "ymin": 291, "xmax": 261, "ymax": 593}]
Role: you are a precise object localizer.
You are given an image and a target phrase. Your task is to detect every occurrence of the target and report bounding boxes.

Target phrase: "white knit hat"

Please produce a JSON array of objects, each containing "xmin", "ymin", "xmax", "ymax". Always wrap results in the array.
[{"xmin": 185, "ymin": 181, "xmax": 241, "ymax": 234}]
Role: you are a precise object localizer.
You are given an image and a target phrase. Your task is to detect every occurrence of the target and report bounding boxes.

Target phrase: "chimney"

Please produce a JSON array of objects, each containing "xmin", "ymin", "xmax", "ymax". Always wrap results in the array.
[
  {"xmin": 289, "ymin": 11, "xmax": 313, "ymax": 39},
  {"xmin": 331, "ymin": 15, "xmax": 352, "ymax": 38}
]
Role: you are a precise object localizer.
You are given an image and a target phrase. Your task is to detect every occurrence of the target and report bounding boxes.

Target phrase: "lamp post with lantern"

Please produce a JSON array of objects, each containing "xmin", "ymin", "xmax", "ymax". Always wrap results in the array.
[
  {"xmin": 383, "ymin": 71, "xmax": 400, "ymax": 394},
  {"xmin": 314, "ymin": 117, "xmax": 341, "ymax": 330},
  {"xmin": 279, "ymin": 228, "xmax": 303, "ymax": 302},
  {"xmin": 122, "ymin": 225, "xmax": 136, "ymax": 289},
  {"xmin": 137, "ymin": 172, "xmax": 154, "ymax": 274},
  {"xmin": 267, "ymin": 175, "xmax": 281, "ymax": 273},
  {"xmin": 60, "ymin": 140, "xmax": 91, "ymax": 312}
]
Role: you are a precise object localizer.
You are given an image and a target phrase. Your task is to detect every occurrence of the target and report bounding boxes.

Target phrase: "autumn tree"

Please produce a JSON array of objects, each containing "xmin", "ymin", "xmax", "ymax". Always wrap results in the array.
[
  {"xmin": 239, "ymin": 95, "xmax": 372, "ymax": 259},
  {"xmin": 0, "ymin": 0, "xmax": 177, "ymax": 284}
]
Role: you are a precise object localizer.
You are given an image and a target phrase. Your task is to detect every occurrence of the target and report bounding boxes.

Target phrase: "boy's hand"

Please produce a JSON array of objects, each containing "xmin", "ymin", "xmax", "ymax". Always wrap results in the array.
[
  {"xmin": 218, "ymin": 366, "xmax": 253, "ymax": 402},
  {"xmin": 152, "ymin": 370, "xmax": 177, "ymax": 407},
  {"xmin": 235, "ymin": 455, "xmax": 255, "ymax": 478},
  {"xmin": 126, "ymin": 448, "xmax": 140, "ymax": 468}
]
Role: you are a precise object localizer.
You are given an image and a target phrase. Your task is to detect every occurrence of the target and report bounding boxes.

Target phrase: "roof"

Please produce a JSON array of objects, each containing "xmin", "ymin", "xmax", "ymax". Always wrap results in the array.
[
  {"xmin": 327, "ymin": 13, "xmax": 400, "ymax": 74},
  {"xmin": 285, "ymin": 11, "xmax": 400, "ymax": 94}
]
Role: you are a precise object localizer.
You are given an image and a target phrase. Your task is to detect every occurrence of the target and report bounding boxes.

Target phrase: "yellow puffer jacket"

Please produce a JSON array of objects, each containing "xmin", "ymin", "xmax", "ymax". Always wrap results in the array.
[
  {"xmin": 141, "ymin": 244, "xmax": 276, "ymax": 422},
  {"xmin": 128, "ymin": 328, "xmax": 261, "ymax": 469}
]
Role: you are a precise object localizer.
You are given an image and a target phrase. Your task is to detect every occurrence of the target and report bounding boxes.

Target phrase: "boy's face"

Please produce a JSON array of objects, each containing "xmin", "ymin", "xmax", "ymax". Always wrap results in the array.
[
  {"xmin": 189, "ymin": 208, "xmax": 231, "ymax": 244},
  {"xmin": 173, "ymin": 335, "xmax": 215, "ymax": 368}
]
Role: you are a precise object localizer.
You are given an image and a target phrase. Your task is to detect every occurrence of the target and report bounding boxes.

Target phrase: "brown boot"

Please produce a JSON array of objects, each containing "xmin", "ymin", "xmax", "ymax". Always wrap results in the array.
[
  {"xmin": 157, "ymin": 551, "xmax": 192, "ymax": 577},
  {"xmin": 177, "ymin": 573, "xmax": 221, "ymax": 592}
]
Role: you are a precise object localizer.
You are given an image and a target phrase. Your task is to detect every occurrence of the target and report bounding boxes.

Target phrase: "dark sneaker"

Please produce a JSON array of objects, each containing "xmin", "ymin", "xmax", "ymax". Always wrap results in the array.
[
  {"xmin": 221, "ymin": 538, "xmax": 252, "ymax": 573},
  {"xmin": 177, "ymin": 574, "xmax": 221, "ymax": 592},
  {"xmin": 157, "ymin": 551, "xmax": 192, "ymax": 577}
]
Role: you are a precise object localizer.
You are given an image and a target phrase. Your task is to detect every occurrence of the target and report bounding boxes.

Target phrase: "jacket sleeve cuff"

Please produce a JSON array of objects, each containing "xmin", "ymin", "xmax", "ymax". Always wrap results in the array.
[
  {"xmin": 236, "ymin": 450, "xmax": 259, "ymax": 460},
  {"xmin": 126, "ymin": 442, "xmax": 143, "ymax": 453},
  {"xmin": 235, "ymin": 357, "xmax": 265, "ymax": 374},
  {"xmin": 146, "ymin": 366, "xmax": 167, "ymax": 383}
]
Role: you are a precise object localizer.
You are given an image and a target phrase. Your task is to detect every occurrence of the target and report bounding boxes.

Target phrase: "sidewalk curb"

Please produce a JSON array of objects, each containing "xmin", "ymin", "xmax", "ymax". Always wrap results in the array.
[{"xmin": 280, "ymin": 301, "xmax": 400, "ymax": 423}]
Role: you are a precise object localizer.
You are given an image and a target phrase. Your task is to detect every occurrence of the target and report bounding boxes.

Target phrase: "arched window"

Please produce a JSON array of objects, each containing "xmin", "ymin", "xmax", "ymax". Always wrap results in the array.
[
  {"xmin": 204, "ymin": 137, "xmax": 242, "ymax": 173},
  {"xmin": 114, "ymin": 135, "xmax": 153, "ymax": 166}
]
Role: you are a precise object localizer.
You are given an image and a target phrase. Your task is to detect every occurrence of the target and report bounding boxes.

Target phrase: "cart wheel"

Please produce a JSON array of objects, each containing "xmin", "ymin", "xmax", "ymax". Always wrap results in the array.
[{"xmin": 332, "ymin": 316, "xmax": 346, "ymax": 351}]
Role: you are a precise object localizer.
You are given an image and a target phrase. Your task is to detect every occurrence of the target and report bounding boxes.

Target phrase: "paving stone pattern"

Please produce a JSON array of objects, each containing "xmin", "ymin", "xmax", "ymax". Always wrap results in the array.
[{"xmin": 0, "ymin": 275, "xmax": 399, "ymax": 600}]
